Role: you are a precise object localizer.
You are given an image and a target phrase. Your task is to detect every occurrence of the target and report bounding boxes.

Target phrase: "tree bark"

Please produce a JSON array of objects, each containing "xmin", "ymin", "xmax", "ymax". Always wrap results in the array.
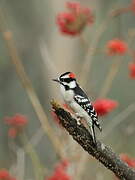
[{"xmin": 51, "ymin": 100, "xmax": 135, "ymax": 180}]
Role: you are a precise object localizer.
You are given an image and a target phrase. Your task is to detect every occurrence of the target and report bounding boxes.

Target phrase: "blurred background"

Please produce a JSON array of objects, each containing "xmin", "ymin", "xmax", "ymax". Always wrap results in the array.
[{"xmin": 0, "ymin": 0, "xmax": 135, "ymax": 179}]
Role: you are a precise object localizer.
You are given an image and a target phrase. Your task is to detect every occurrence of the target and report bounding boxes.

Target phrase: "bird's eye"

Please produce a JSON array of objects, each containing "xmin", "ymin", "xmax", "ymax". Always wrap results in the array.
[
  {"xmin": 65, "ymin": 78, "xmax": 71, "ymax": 83},
  {"xmin": 60, "ymin": 78, "xmax": 64, "ymax": 82}
]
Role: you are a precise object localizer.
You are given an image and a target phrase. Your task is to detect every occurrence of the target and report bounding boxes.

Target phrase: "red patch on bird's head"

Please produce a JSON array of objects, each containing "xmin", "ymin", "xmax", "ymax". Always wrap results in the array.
[{"xmin": 69, "ymin": 72, "xmax": 75, "ymax": 79}]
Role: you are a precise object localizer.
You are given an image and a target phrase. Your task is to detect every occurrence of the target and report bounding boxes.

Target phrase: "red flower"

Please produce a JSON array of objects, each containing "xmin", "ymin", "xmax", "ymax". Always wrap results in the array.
[
  {"xmin": 60, "ymin": 159, "xmax": 69, "ymax": 169},
  {"xmin": 0, "ymin": 169, "xmax": 10, "ymax": 180},
  {"xmin": 66, "ymin": 2, "xmax": 93, "ymax": 24},
  {"xmin": 66, "ymin": 1, "xmax": 80, "ymax": 11},
  {"xmin": 46, "ymin": 169, "xmax": 71, "ymax": 180},
  {"xmin": 5, "ymin": 114, "xmax": 28, "ymax": 127},
  {"xmin": 129, "ymin": 63, "xmax": 135, "ymax": 79},
  {"xmin": 4, "ymin": 114, "xmax": 28, "ymax": 138},
  {"xmin": 46, "ymin": 160, "xmax": 71, "ymax": 180},
  {"xmin": 107, "ymin": 39, "xmax": 127, "ymax": 55},
  {"xmin": 120, "ymin": 154, "xmax": 135, "ymax": 168},
  {"xmin": 93, "ymin": 99, "xmax": 118, "ymax": 116},
  {"xmin": 8, "ymin": 127, "xmax": 18, "ymax": 138},
  {"xmin": 131, "ymin": 0, "xmax": 135, "ymax": 13},
  {"xmin": 55, "ymin": 159, "xmax": 69, "ymax": 171},
  {"xmin": 0, "ymin": 169, "xmax": 16, "ymax": 180},
  {"xmin": 56, "ymin": 1, "xmax": 93, "ymax": 36}
]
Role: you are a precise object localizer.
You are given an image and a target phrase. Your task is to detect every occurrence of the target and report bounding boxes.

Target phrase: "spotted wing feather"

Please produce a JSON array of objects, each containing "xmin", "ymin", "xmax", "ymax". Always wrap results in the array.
[{"xmin": 73, "ymin": 85, "xmax": 102, "ymax": 131}]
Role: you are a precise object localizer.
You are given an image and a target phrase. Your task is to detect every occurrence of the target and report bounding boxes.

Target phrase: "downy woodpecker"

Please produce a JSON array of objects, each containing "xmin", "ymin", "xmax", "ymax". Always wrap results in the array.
[{"xmin": 53, "ymin": 72, "xmax": 102, "ymax": 144}]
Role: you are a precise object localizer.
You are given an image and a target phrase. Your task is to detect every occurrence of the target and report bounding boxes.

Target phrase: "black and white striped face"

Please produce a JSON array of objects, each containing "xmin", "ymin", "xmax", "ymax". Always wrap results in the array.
[{"xmin": 53, "ymin": 72, "xmax": 77, "ymax": 90}]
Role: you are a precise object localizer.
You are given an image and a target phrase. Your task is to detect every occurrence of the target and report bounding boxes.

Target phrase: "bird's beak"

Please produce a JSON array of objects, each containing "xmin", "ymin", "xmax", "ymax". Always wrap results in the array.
[{"xmin": 52, "ymin": 78, "xmax": 60, "ymax": 83}]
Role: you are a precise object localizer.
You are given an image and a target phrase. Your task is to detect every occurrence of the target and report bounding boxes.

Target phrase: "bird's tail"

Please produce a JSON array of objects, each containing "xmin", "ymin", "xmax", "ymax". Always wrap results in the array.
[
  {"xmin": 87, "ymin": 120, "xmax": 97, "ymax": 145},
  {"xmin": 90, "ymin": 124, "xmax": 97, "ymax": 145},
  {"xmin": 95, "ymin": 123, "xmax": 102, "ymax": 132}
]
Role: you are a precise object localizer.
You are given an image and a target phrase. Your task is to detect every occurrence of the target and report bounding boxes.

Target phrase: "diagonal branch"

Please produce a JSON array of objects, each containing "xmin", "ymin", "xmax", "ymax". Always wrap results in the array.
[{"xmin": 51, "ymin": 100, "xmax": 135, "ymax": 180}]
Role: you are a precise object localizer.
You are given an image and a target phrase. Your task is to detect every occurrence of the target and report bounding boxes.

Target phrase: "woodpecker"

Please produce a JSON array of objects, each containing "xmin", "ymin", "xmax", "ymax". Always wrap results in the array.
[{"xmin": 53, "ymin": 72, "xmax": 102, "ymax": 144}]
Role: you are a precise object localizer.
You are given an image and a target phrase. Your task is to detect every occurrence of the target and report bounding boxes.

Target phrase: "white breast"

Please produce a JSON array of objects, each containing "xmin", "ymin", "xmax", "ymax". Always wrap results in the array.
[{"xmin": 60, "ymin": 85, "xmax": 74, "ymax": 103}]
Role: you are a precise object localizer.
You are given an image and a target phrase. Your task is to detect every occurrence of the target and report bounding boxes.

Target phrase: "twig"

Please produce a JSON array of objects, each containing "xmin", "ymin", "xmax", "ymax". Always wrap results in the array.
[
  {"xmin": 20, "ymin": 133, "xmax": 44, "ymax": 180},
  {"xmin": 79, "ymin": 35, "xmax": 88, "ymax": 48},
  {"xmin": 79, "ymin": 16, "xmax": 110, "ymax": 87},
  {"xmin": 110, "ymin": 6, "xmax": 131, "ymax": 17},
  {"xmin": 51, "ymin": 100, "xmax": 135, "ymax": 180},
  {"xmin": 0, "ymin": 8, "xmax": 64, "ymax": 159},
  {"xmin": 40, "ymin": 40, "xmax": 59, "ymax": 75},
  {"xmin": 29, "ymin": 127, "xmax": 44, "ymax": 147},
  {"xmin": 9, "ymin": 142, "xmax": 25, "ymax": 180},
  {"xmin": 99, "ymin": 57, "xmax": 122, "ymax": 98},
  {"xmin": 16, "ymin": 147, "xmax": 25, "ymax": 180}
]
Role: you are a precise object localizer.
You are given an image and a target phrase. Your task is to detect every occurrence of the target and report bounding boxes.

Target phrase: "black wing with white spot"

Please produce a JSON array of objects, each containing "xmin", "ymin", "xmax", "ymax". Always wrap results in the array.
[{"xmin": 74, "ymin": 85, "xmax": 102, "ymax": 131}]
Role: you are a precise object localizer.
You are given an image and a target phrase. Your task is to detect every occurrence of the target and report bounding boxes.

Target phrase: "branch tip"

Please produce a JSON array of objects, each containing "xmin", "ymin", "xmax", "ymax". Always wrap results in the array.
[
  {"xmin": 50, "ymin": 99, "xmax": 135, "ymax": 180},
  {"xmin": 50, "ymin": 99, "xmax": 62, "ymax": 110}
]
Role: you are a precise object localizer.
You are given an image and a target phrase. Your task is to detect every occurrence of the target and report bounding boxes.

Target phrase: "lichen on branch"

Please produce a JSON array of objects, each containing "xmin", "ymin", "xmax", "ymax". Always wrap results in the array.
[{"xmin": 51, "ymin": 100, "xmax": 135, "ymax": 180}]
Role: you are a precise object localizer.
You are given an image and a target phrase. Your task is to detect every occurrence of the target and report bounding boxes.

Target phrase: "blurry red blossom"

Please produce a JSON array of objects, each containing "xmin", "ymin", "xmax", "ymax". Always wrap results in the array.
[
  {"xmin": 4, "ymin": 114, "xmax": 28, "ymax": 138},
  {"xmin": 66, "ymin": 1, "xmax": 80, "ymax": 10},
  {"xmin": 46, "ymin": 169, "xmax": 71, "ymax": 180},
  {"xmin": 129, "ymin": 63, "xmax": 135, "ymax": 79},
  {"xmin": 66, "ymin": 1, "xmax": 93, "ymax": 22},
  {"xmin": 5, "ymin": 114, "xmax": 28, "ymax": 127},
  {"xmin": 8, "ymin": 127, "xmax": 18, "ymax": 138},
  {"xmin": 61, "ymin": 159, "xmax": 69, "ymax": 169},
  {"xmin": 120, "ymin": 154, "xmax": 135, "ymax": 168},
  {"xmin": 131, "ymin": 0, "xmax": 135, "ymax": 13},
  {"xmin": 56, "ymin": 159, "xmax": 69, "ymax": 171},
  {"xmin": 107, "ymin": 39, "xmax": 127, "ymax": 55},
  {"xmin": 0, "ymin": 169, "xmax": 16, "ymax": 180},
  {"xmin": 0, "ymin": 169, "xmax": 10, "ymax": 180},
  {"xmin": 93, "ymin": 99, "xmax": 118, "ymax": 116},
  {"xmin": 46, "ymin": 159, "xmax": 71, "ymax": 180},
  {"xmin": 56, "ymin": 1, "xmax": 93, "ymax": 36}
]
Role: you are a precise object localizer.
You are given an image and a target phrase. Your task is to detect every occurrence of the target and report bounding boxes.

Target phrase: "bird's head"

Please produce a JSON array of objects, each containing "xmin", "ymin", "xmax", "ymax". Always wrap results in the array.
[{"xmin": 52, "ymin": 72, "xmax": 77, "ymax": 90}]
